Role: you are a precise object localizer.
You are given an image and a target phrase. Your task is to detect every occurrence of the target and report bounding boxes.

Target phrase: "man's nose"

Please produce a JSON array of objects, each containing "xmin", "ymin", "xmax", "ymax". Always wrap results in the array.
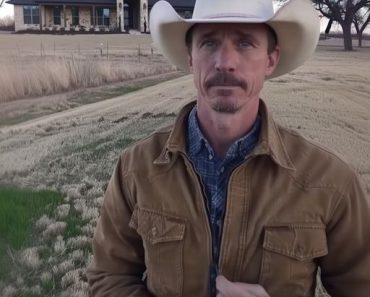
[{"xmin": 215, "ymin": 43, "xmax": 238, "ymax": 72}]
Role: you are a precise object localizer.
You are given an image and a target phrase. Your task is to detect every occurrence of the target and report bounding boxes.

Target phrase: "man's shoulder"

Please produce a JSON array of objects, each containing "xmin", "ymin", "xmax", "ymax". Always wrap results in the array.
[{"xmin": 277, "ymin": 125, "xmax": 357, "ymax": 193}]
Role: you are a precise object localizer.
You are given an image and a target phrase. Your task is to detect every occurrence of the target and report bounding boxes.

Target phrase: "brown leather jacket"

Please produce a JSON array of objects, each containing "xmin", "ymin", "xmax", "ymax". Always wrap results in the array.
[{"xmin": 87, "ymin": 101, "xmax": 370, "ymax": 297}]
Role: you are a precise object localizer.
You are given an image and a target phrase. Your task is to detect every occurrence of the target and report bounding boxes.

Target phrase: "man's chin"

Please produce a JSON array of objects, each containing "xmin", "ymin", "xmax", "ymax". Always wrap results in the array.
[{"xmin": 211, "ymin": 101, "xmax": 241, "ymax": 114}]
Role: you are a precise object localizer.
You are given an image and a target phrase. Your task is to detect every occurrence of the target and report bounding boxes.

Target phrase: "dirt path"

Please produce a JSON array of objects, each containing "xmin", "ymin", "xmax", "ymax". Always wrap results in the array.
[{"xmin": 0, "ymin": 74, "xmax": 193, "ymax": 133}]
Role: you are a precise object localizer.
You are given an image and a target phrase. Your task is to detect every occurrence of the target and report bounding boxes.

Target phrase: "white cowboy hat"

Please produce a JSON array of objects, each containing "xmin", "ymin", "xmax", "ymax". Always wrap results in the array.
[{"xmin": 149, "ymin": 0, "xmax": 320, "ymax": 78}]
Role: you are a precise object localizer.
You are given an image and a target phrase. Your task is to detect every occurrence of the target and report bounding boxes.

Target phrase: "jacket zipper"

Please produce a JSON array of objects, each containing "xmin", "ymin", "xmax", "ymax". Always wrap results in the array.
[
  {"xmin": 180, "ymin": 153, "xmax": 217, "ymax": 297},
  {"xmin": 218, "ymin": 156, "xmax": 255, "ymax": 274}
]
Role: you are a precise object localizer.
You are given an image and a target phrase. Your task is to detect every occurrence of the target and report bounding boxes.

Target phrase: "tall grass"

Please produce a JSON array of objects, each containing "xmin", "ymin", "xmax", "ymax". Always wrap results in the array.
[
  {"xmin": 0, "ymin": 187, "xmax": 63, "ymax": 280},
  {"xmin": 0, "ymin": 56, "xmax": 175, "ymax": 102}
]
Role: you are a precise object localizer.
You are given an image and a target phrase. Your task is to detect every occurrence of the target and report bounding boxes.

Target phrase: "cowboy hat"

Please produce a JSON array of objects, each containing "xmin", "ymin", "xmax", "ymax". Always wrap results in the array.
[{"xmin": 149, "ymin": 0, "xmax": 320, "ymax": 79}]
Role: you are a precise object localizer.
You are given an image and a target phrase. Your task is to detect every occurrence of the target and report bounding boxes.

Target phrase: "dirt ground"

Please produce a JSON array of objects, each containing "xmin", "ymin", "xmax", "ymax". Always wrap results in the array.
[{"xmin": 0, "ymin": 39, "xmax": 369, "ymax": 296}]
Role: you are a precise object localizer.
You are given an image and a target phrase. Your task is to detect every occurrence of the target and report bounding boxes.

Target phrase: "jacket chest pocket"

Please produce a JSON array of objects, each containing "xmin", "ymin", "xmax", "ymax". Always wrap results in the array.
[
  {"xmin": 259, "ymin": 224, "xmax": 328, "ymax": 297},
  {"xmin": 130, "ymin": 206, "xmax": 186, "ymax": 297}
]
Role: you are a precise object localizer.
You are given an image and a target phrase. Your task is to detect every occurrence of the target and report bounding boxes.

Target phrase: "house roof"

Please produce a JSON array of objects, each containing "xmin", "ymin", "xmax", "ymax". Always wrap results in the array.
[
  {"xmin": 6, "ymin": 0, "xmax": 37, "ymax": 4},
  {"xmin": 7, "ymin": 0, "xmax": 195, "ymax": 8},
  {"xmin": 7, "ymin": 0, "xmax": 115, "ymax": 5},
  {"xmin": 35, "ymin": 0, "xmax": 115, "ymax": 4},
  {"xmin": 148, "ymin": 0, "xmax": 195, "ymax": 9}
]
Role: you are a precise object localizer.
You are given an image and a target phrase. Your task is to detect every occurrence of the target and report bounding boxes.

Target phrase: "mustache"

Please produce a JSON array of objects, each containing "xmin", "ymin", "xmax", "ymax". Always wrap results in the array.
[{"xmin": 205, "ymin": 73, "xmax": 247, "ymax": 90}]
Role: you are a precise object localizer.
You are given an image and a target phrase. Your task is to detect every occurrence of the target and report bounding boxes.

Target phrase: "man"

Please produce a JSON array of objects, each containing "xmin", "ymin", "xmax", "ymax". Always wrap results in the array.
[{"xmin": 87, "ymin": 0, "xmax": 370, "ymax": 296}]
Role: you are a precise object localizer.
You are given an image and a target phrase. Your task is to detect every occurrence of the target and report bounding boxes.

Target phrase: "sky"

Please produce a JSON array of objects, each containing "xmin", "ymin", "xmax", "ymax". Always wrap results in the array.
[{"xmin": 0, "ymin": 3, "xmax": 13, "ymax": 18}]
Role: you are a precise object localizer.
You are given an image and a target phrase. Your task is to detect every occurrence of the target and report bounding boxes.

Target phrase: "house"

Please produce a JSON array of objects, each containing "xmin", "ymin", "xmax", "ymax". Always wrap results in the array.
[{"xmin": 6, "ymin": 0, "xmax": 195, "ymax": 32}]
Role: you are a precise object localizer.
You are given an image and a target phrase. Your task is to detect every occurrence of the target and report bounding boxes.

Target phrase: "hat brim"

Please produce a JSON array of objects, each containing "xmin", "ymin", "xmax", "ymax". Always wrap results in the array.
[{"xmin": 150, "ymin": 0, "xmax": 320, "ymax": 79}]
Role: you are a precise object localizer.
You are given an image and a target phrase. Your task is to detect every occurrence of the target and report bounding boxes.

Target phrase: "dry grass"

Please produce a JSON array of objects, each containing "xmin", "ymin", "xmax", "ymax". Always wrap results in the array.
[
  {"xmin": 0, "ymin": 33, "xmax": 175, "ymax": 102},
  {"xmin": 0, "ymin": 56, "xmax": 174, "ymax": 102}
]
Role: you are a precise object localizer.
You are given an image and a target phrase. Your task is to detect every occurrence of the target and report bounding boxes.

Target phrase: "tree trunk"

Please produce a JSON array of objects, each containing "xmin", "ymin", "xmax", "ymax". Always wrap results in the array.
[
  {"xmin": 358, "ymin": 32, "xmax": 363, "ymax": 47},
  {"xmin": 341, "ymin": 22, "xmax": 353, "ymax": 51}
]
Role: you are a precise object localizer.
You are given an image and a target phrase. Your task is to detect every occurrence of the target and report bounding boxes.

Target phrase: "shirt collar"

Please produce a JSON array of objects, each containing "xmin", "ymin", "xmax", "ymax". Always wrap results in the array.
[
  {"xmin": 186, "ymin": 105, "xmax": 262, "ymax": 161},
  {"xmin": 155, "ymin": 100, "xmax": 295, "ymax": 171},
  {"xmin": 187, "ymin": 106, "xmax": 211, "ymax": 157}
]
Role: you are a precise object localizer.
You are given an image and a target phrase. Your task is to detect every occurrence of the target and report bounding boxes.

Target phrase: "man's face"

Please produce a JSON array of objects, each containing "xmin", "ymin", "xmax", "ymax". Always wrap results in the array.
[{"xmin": 188, "ymin": 23, "xmax": 279, "ymax": 114}]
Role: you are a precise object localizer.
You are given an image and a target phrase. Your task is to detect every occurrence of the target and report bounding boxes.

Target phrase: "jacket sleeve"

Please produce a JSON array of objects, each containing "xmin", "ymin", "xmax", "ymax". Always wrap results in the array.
[
  {"xmin": 319, "ymin": 171, "xmax": 370, "ymax": 297},
  {"xmin": 87, "ymin": 156, "xmax": 153, "ymax": 297}
]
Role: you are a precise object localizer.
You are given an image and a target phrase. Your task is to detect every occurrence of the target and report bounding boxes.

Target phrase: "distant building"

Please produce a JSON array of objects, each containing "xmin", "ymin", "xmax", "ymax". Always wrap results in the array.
[{"xmin": 6, "ymin": 0, "xmax": 195, "ymax": 33}]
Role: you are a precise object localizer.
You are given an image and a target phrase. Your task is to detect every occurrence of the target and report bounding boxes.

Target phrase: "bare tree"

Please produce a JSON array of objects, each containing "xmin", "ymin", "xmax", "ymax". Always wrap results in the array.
[
  {"xmin": 353, "ymin": 6, "xmax": 370, "ymax": 47},
  {"xmin": 314, "ymin": 0, "xmax": 370, "ymax": 50},
  {"xmin": 276, "ymin": 0, "xmax": 370, "ymax": 50}
]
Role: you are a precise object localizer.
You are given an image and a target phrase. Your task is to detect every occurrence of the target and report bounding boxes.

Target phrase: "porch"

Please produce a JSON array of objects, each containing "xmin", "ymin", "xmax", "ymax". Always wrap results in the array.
[
  {"xmin": 24, "ymin": 0, "xmax": 144, "ymax": 33},
  {"xmin": 40, "ymin": 4, "xmax": 118, "ymax": 32}
]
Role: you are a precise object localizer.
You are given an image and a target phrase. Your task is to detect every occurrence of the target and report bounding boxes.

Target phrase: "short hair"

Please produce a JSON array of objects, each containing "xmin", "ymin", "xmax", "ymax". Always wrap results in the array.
[{"xmin": 185, "ymin": 24, "xmax": 278, "ymax": 54}]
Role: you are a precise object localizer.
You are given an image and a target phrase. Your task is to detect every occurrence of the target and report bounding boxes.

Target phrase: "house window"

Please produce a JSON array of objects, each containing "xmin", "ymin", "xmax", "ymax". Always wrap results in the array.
[
  {"xmin": 53, "ymin": 6, "xmax": 62, "ymax": 25},
  {"xmin": 96, "ymin": 8, "xmax": 110, "ymax": 26},
  {"xmin": 23, "ymin": 5, "xmax": 39, "ymax": 25},
  {"xmin": 124, "ymin": 4, "xmax": 129, "ymax": 27},
  {"xmin": 71, "ymin": 7, "xmax": 79, "ymax": 26}
]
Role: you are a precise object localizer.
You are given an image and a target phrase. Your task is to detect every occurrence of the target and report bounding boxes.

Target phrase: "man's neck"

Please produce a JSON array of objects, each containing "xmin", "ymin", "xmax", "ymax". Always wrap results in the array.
[{"xmin": 196, "ymin": 100, "xmax": 259, "ymax": 159}]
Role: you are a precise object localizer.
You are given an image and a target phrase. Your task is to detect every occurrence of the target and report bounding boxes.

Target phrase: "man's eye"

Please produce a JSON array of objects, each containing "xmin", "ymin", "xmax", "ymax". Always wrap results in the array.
[
  {"xmin": 239, "ymin": 40, "xmax": 252, "ymax": 48},
  {"xmin": 201, "ymin": 40, "xmax": 216, "ymax": 48}
]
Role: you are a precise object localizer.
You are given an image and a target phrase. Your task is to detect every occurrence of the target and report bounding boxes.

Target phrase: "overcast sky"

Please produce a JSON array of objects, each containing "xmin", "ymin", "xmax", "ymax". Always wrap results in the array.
[{"xmin": 0, "ymin": 3, "xmax": 12, "ymax": 18}]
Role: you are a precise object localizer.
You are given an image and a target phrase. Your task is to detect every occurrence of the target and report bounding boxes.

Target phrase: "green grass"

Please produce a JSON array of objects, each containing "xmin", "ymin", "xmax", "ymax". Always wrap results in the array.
[
  {"xmin": 64, "ymin": 206, "xmax": 85, "ymax": 239},
  {"xmin": 0, "ymin": 187, "xmax": 63, "ymax": 280}
]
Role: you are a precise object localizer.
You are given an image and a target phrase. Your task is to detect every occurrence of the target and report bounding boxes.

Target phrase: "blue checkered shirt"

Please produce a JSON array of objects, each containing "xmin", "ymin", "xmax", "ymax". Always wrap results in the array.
[{"xmin": 186, "ymin": 106, "xmax": 261, "ymax": 295}]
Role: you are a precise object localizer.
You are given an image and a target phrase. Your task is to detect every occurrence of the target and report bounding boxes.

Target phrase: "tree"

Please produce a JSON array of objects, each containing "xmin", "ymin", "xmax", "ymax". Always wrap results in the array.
[
  {"xmin": 314, "ymin": 0, "xmax": 370, "ymax": 50},
  {"xmin": 276, "ymin": 0, "xmax": 370, "ymax": 50},
  {"xmin": 353, "ymin": 6, "xmax": 370, "ymax": 47}
]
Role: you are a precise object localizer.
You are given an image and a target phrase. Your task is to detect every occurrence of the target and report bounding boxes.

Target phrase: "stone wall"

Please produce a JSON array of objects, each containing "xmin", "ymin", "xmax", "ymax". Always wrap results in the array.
[
  {"xmin": 110, "ymin": 10, "xmax": 117, "ymax": 29},
  {"xmin": 79, "ymin": 7, "xmax": 91, "ymax": 28},
  {"xmin": 14, "ymin": 5, "xmax": 39, "ymax": 31},
  {"xmin": 44, "ymin": 7, "xmax": 53, "ymax": 27}
]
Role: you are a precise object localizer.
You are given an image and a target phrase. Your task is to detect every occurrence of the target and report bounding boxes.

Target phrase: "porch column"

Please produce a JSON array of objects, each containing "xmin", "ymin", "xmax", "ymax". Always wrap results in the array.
[
  {"xmin": 39, "ymin": 5, "xmax": 42, "ymax": 30},
  {"xmin": 92, "ymin": 5, "xmax": 95, "ymax": 27},
  {"xmin": 141, "ymin": 0, "xmax": 148, "ymax": 33},
  {"xmin": 116, "ymin": 0, "xmax": 124, "ymax": 32},
  {"xmin": 63, "ymin": 4, "xmax": 66, "ymax": 28}
]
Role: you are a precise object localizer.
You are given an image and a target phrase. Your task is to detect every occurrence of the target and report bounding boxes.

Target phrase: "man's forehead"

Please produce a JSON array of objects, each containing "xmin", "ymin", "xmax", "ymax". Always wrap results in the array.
[{"xmin": 191, "ymin": 23, "xmax": 269, "ymax": 37}]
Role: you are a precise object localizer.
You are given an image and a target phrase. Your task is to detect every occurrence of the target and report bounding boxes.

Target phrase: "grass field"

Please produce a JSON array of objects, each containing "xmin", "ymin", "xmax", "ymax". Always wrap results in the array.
[
  {"xmin": 0, "ymin": 188, "xmax": 63, "ymax": 286},
  {"xmin": 0, "ymin": 35, "xmax": 369, "ymax": 296},
  {"xmin": 0, "ymin": 34, "xmax": 175, "ymax": 102}
]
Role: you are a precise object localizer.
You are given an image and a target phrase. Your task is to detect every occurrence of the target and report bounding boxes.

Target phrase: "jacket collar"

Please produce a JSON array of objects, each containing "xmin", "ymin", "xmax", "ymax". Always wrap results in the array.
[
  {"xmin": 154, "ymin": 100, "xmax": 295, "ymax": 171},
  {"xmin": 254, "ymin": 100, "xmax": 295, "ymax": 170}
]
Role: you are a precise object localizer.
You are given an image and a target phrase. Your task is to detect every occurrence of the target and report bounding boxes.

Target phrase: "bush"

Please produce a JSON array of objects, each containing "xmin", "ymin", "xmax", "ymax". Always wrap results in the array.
[{"xmin": 0, "ymin": 15, "xmax": 15, "ymax": 31}]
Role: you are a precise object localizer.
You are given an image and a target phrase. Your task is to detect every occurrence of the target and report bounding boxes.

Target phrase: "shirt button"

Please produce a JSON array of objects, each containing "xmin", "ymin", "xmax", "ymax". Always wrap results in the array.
[
  {"xmin": 151, "ymin": 227, "xmax": 157, "ymax": 237},
  {"xmin": 208, "ymin": 154, "xmax": 213, "ymax": 160},
  {"xmin": 220, "ymin": 167, "xmax": 225, "ymax": 173}
]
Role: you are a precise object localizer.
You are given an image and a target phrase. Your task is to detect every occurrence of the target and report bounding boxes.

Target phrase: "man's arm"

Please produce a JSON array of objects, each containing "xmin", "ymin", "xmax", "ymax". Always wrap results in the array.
[
  {"xmin": 319, "ymin": 171, "xmax": 370, "ymax": 297},
  {"xmin": 87, "ymin": 156, "xmax": 153, "ymax": 297}
]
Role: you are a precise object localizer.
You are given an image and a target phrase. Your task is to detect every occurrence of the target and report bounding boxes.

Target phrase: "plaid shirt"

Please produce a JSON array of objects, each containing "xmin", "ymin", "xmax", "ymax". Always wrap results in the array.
[{"xmin": 186, "ymin": 106, "xmax": 261, "ymax": 295}]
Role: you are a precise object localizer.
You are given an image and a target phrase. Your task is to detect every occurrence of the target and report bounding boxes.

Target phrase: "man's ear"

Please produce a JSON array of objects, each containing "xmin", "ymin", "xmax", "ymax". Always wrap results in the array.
[{"xmin": 265, "ymin": 46, "xmax": 280, "ymax": 76}]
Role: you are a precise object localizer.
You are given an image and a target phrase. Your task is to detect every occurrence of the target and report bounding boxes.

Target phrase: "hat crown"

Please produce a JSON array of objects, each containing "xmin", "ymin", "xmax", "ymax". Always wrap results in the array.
[{"xmin": 193, "ymin": 0, "xmax": 274, "ymax": 19}]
